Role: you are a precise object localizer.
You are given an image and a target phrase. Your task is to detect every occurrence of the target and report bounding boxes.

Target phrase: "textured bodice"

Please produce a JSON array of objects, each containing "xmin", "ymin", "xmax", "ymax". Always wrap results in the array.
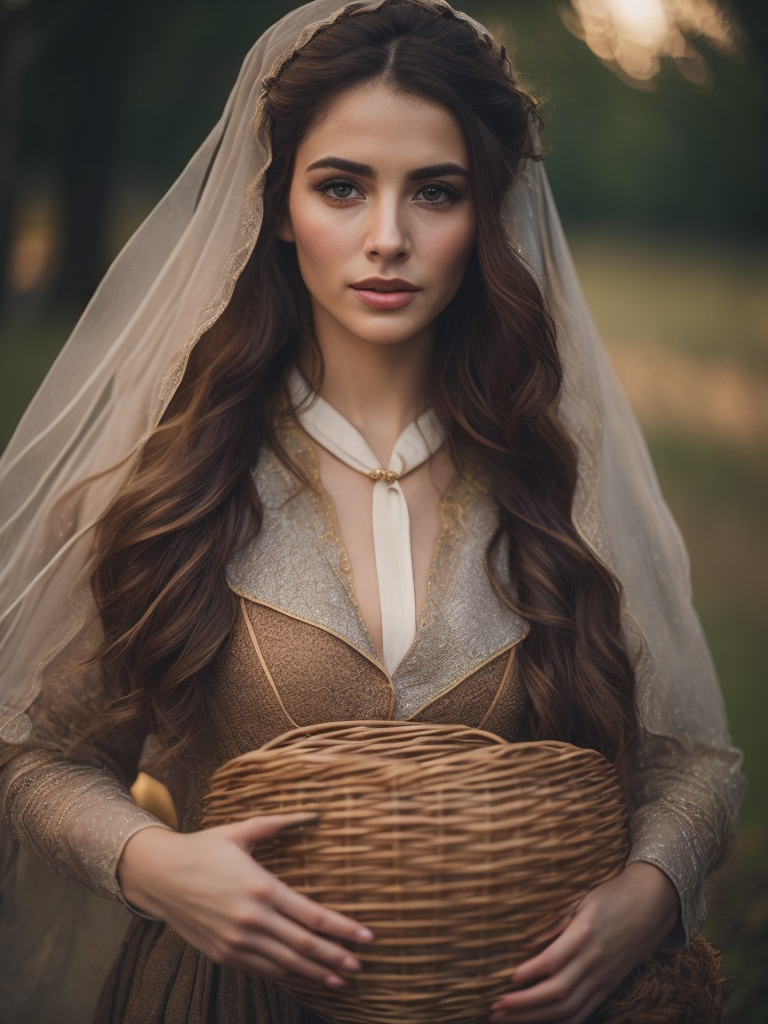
[
  {"xmin": 168, "ymin": 422, "xmax": 531, "ymax": 833},
  {"xmin": 176, "ymin": 595, "xmax": 528, "ymax": 835}
]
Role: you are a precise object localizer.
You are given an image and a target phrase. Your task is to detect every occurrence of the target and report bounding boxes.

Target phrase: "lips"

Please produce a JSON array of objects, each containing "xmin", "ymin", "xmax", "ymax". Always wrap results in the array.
[
  {"xmin": 350, "ymin": 278, "xmax": 421, "ymax": 310},
  {"xmin": 351, "ymin": 277, "xmax": 420, "ymax": 292}
]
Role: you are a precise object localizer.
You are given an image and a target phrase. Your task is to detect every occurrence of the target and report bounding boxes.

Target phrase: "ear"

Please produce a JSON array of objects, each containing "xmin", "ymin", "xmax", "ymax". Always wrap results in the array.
[{"xmin": 276, "ymin": 209, "xmax": 295, "ymax": 243}]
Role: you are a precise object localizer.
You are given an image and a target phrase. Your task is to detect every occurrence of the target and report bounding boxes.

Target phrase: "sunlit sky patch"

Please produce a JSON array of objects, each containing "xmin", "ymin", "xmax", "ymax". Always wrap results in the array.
[{"xmin": 563, "ymin": 0, "xmax": 740, "ymax": 86}]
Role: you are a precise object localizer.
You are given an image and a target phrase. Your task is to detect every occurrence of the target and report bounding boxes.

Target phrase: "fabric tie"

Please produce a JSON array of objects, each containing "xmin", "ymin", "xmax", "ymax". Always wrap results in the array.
[{"xmin": 289, "ymin": 370, "xmax": 446, "ymax": 673}]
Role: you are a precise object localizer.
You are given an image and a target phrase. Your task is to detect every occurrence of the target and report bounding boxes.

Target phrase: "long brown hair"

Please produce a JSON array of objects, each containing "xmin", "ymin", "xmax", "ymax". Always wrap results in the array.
[{"xmin": 81, "ymin": 0, "xmax": 637, "ymax": 771}]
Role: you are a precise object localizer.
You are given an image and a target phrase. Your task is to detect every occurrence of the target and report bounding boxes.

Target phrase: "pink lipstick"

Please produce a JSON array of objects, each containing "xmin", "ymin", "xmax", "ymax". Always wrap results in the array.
[{"xmin": 350, "ymin": 277, "xmax": 421, "ymax": 310}]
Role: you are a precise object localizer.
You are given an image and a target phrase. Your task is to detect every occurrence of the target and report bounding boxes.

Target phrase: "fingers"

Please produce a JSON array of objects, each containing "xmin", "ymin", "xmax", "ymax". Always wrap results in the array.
[
  {"xmin": 488, "ymin": 869, "xmax": 680, "ymax": 1023},
  {"xmin": 223, "ymin": 812, "xmax": 320, "ymax": 848},
  {"xmin": 270, "ymin": 872, "xmax": 374, "ymax": 945},
  {"xmin": 488, "ymin": 915, "xmax": 603, "ymax": 1023},
  {"xmin": 489, "ymin": 973, "xmax": 598, "ymax": 1022},
  {"xmin": 224, "ymin": 814, "xmax": 375, "ymax": 941},
  {"xmin": 166, "ymin": 816, "xmax": 375, "ymax": 989},
  {"xmin": 231, "ymin": 928, "xmax": 350, "ymax": 988},
  {"xmin": 488, "ymin": 976, "xmax": 607, "ymax": 1024},
  {"xmin": 264, "ymin": 905, "xmax": 364, "ymax": 974},
  {"xmin": 521, "ymin": 906, "xmax": 578, "ymax": 951},
  {"xmin": 506, "ymin": 915, "xmax": 593, "ymax": 991},
  {"xmin": 181, "ymin": 900, "xmax": 355, "ymax": 988},
  {"xmin": 221, "ymin": 950, "xmax": 287, "ymax": 983},
  {"xmin": 225, "ymin": 894, "xmax": 366, "ymax": 980}
]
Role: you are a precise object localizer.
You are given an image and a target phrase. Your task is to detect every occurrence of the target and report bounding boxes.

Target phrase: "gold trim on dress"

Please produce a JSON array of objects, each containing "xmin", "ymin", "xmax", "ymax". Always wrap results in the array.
[
  {"xmin": 230, "ymin": 590, "xmax": 397, "ymax": 719},
  {"xmin": 405, "ymin": 637, "xmax": 523, "ymax": 722},
  {"xmin": 238, "ymin": 596, "xmax": 300, "ymax": 728},
  {"xmin": 478, "ymin": 645, "xmax": 518, "ymax": 730}
]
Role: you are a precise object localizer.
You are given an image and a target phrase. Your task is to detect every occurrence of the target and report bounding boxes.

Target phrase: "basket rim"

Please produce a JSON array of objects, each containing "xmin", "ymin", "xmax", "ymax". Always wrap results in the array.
[
  {"xmin": 258, "ymin": 720, "xmax": 601, "ymax": 754},
  {"xmin": 259, "ymin": 719, "xmax": 510, "ymax": 752},
  {"xmin": 206, "ymin": 722, "xmax": 616, "ymax": 793}
]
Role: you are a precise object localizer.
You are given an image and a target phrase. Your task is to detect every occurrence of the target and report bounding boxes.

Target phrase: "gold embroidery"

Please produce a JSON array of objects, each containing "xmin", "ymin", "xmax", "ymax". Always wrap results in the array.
[{"xmin": 418, "ymin": 464, "xmax": 485, "ymax": 635}]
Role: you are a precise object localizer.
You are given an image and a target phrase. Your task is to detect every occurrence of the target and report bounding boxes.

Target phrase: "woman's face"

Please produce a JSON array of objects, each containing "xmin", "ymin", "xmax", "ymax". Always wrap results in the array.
[{"xmin": 279, "ymin": 80, "xmax": 476, "ymax": 353}]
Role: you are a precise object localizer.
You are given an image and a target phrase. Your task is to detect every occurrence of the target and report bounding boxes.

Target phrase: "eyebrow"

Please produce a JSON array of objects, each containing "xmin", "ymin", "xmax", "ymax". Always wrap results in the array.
[{"xmin": 304, "ymin": 157, "xmax": 471, "ymax": 181}]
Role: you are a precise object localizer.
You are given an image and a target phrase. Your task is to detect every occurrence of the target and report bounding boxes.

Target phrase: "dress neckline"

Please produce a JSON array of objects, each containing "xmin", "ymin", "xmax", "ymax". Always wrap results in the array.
[
  {"xmin": 287, "ymin": 369, "xmax": 447, "ymax": 674},
  {"xmin": 227, "ymin": 424, "xmax": 528, "ymax": 717}
]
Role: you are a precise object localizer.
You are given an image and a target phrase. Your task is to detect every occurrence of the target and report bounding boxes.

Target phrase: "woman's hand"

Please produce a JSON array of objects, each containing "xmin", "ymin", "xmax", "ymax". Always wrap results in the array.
[
  {"xmin": 488, "ymin": 862, "xmax": 680, "ymax": 1023},
  {"xmin": 117, "ymin": 815, "xmax": 374, "ymax": 988}
]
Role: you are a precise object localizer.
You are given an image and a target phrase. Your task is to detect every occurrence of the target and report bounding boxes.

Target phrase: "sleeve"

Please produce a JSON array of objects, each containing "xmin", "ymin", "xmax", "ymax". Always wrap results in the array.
[
  {"xmin": 0, "ymin": 663, "xmax": 171, "ymax": 903},
  {"xmin": 625, "ymin": 726, "xmax": 745, "ymax": 943}
]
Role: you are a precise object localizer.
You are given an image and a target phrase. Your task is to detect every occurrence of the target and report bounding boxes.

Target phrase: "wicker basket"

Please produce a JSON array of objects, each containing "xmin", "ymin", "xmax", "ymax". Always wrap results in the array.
[{"xmin": 202, "ymin": 721, "xmax": 631, "ymax": 1024}]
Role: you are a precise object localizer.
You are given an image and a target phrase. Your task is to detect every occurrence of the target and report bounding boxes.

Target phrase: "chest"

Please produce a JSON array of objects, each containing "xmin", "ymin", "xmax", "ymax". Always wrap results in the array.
[
  {"xmin": 313, "ymin": 441, "xmax": 456, "ymax": 662},
  {"xmin": 225, "ymin": 442, "xmax": 528, "ymax": 709},
  {"xmin": 181, "ymin": 445, "xmax": 532, "ymax": 828}
]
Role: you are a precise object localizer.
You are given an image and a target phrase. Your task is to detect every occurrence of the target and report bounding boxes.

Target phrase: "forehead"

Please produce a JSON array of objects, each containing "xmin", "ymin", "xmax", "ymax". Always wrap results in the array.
[{"xmin": 297, "ymin": 80, "xmax": 468, "ymax": 170}]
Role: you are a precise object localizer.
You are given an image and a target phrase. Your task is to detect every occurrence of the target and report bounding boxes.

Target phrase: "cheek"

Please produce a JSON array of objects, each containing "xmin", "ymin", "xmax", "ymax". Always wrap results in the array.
[
  {"xmin": 289, "ymin": 196, "xmax": 355, "ymax": 273},
  {"xmin": 421, "ymin": 216, "xmax": 475, "ymax": 296},
  {"xmin": 421, "ymin": 211, "xmax": 477, "ymax": 281}
]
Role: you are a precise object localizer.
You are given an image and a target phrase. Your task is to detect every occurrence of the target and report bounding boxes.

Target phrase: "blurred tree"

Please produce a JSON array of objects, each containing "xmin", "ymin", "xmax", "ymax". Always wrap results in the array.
[
  {"xmin": 50, "ymin": 0, "xmax": 133, "ymax": 306},
  {"xmin": 0, "ymin": 0, "xmax": 64, "ymax": 305},
  {"xmin": 1, "ymin": 0, "xmax": 134, "ymax": 307}
]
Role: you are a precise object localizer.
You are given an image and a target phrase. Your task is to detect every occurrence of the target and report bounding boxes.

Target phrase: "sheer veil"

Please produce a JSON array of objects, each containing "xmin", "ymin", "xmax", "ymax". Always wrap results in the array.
[{"xmin": 0, "ymin": 1, "xmax": 744, "ymax": 1020}]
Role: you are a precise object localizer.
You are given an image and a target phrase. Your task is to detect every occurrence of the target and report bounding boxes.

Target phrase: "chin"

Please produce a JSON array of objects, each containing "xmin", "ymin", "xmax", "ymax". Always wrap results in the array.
[
  {"xmin": 350, "ymin": 305, "xmax": 441, "ymax": 342},
  {"xmin": 309, "ymin": 295, "xmax": 437, "ymax": 350},
  {"xmin": 350, "ymin": 323, "xmax": 431, "ymax": 348}
]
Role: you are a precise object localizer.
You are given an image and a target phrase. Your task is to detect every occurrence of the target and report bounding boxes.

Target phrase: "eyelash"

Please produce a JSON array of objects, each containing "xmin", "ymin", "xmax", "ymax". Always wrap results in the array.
[{"xmin": 314, "ymin": 177, "xmax": 462, "ymax": 207}]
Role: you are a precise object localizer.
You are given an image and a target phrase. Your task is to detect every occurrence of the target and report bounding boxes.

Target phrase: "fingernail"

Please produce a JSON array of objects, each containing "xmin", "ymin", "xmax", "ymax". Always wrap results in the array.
[
  {"xmin": 356, "ymin": 927, "xmax": 374, "ymax": 942},
  {"xmin": 325, "ymin": 974, "xmax": 346, "ymax": 988},
  {"xmin": 342, "ymin": 955, "xmax": 361, "ymax": 972}
]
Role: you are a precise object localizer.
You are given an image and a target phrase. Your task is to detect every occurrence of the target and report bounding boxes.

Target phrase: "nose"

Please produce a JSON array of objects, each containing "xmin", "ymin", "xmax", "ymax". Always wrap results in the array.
[{"xmin": 364, "ymin": 197, "xmax": 411, "ymax": 261}]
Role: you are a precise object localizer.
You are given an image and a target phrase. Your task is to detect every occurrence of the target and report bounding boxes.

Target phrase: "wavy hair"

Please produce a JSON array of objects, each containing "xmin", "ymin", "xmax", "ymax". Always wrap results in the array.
[{"xmin": 79, "ymin": 0, "xmax": 637, "ymax": 774}]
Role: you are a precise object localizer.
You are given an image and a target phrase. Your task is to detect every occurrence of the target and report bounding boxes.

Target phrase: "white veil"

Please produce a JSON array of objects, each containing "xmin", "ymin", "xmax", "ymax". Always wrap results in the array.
[{"xmin": 0, "ymin": 1, "xmax": 743, "ymax": 1020}]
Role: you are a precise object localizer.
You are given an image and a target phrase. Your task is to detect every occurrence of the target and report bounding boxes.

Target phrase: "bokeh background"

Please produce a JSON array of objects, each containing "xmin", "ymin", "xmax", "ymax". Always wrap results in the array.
[{"xmin": 1, "ymin": 0, "xmax": 766, "ymax": 1017}]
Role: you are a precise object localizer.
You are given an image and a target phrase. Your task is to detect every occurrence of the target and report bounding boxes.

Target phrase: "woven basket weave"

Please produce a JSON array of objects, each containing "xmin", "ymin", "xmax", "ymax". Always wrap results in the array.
[{"xmin": 202, "ymin": 721, "xmax": 631, "ymax": 1024}]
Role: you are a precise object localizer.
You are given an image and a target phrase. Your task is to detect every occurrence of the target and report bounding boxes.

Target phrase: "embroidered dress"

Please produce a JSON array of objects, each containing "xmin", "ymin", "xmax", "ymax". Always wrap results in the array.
[{"xmin": 0, "ymin": 416, "xmax": 737, "ymax": 1023}]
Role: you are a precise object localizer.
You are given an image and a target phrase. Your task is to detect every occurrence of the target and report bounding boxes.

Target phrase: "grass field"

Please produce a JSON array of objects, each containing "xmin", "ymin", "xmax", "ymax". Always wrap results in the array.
[{"xmin": 1, "ymin": 231, "xmax": 766, "ymax": 1019}]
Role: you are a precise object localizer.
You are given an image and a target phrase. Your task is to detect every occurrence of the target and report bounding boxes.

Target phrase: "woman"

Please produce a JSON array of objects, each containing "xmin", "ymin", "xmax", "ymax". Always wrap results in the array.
[{"xmin": 0, "ymin": 1, "xmax": 745, "ymax": 1022}]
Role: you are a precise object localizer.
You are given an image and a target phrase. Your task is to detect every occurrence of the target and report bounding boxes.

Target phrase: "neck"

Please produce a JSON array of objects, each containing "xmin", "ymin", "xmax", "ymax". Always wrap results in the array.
[{"xmin": 300, "ymin": 324, "xmax": 433, "ymax": 466}]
